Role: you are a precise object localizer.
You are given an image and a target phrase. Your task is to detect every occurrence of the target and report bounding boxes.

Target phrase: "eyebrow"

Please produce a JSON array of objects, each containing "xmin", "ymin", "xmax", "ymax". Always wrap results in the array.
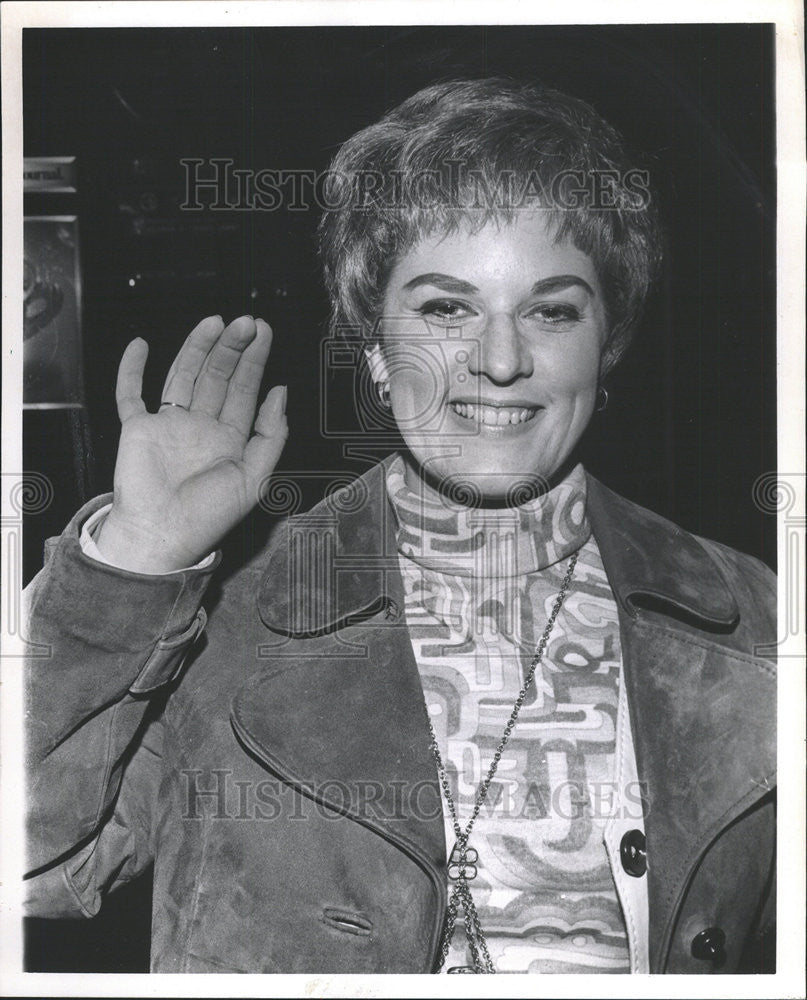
[
  {"xmin": 401, "ymin": 273, "xmax": 479, "ymax": 294},
  {"xmin": 401, "ymin": 272, "xmax": 595, "ymax": 297}
]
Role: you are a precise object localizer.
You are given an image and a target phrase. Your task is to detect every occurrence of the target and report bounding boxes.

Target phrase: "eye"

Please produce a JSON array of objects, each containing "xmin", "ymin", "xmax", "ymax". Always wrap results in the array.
[
  {"xmin": 525, "ymin": 302, "xmax": 583, "ymax": 327},
  {"xmin": 416, "ymin": 298, "xmax": 477, "ymax": 324}
]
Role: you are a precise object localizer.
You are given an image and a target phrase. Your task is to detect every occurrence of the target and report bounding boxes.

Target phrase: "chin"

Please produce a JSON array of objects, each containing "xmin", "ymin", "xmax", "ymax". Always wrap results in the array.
[{"xmin": 415, "ymin": 458, "xmax": 558, "ymax": 507}]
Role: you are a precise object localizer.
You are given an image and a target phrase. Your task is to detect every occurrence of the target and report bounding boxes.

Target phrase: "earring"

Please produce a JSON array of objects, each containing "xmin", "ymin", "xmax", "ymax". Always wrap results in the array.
[
  {"xmin": 377, "ymin": 381, "xmax": 391, "ymax": 409},
  {"xmin": 596, "ymin": 386, "xmax": 609, "ymax": 412}
]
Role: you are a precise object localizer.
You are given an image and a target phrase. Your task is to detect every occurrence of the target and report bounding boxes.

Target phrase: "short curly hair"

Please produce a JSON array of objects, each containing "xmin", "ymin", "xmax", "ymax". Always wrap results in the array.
[{"xmin": 318, "ymin": 78, "xmax": 662, "ymax": 373}]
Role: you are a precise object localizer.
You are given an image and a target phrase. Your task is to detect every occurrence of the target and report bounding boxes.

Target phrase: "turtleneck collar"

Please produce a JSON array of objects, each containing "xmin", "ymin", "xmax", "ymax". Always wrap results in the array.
[{"xmin": 385, "ymin": 454, "xmax": 590, "ymax": 578}]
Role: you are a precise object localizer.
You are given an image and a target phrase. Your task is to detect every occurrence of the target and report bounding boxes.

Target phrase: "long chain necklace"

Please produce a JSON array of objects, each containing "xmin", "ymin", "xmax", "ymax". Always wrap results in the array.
[{"xmin": 427, "ymin": 550, "xmax": 578, "ymax": 974}]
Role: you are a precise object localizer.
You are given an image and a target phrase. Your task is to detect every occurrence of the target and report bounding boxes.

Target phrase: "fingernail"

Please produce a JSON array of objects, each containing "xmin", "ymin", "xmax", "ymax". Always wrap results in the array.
[
  {"xmin": 280, "ymin": 385, "xmax": 288, "ymax": 411},
  {"xmin": 266, "ymin": 385, "xmax": 287, "ymax": 417}
]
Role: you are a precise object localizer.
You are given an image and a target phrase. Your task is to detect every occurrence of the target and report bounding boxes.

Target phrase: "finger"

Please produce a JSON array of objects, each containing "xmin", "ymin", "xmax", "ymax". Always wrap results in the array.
[
  {"xmin": 243, "ymin": 385, "xmax": 288, "ymax": 501},
  {"xmin": 160, "ymin": 314, "xmax": 225, "ymax": 407},
  {"xmin": 115, "ymin": 338, "xmax": 149, "ymax": 422},
  {"xmin": 190, "ymin": 315, "xmax": 258, "ymax": 417},
  {"xmin": 218, "ymin": 319, "xmax": 273, "ymax": 436}
]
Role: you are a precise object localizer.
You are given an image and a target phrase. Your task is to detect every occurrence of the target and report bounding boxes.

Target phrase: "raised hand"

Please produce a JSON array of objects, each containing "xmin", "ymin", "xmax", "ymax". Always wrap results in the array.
[{"xmin": 95, "ymin": 315, "xmax": 287, "ymax": 573}]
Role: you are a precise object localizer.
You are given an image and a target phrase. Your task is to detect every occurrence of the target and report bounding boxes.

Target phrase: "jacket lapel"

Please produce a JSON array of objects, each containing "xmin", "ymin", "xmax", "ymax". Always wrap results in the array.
[
  {"xmin": 585, "ymin": 475, "xmax": 741, "ymax": 627},
  {"xmin": 587, "ymin": 475, "xmax": 776, "ymax": 970},
  {"xmin": 232, "ymin": 461, "xmax": 448, "ymax": 947}
]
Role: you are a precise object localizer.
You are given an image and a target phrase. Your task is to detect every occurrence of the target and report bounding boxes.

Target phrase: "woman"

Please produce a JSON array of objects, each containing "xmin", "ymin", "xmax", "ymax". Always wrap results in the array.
[{"xmin": 24, "ymin": 79, "xmax": 776, "ymax": 974}]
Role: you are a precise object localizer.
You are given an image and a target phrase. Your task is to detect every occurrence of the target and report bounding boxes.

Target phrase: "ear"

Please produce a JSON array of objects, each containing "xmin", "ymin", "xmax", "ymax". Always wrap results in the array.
[{"xmin": 364, "ymin": 342, "xmax": 390, "ymax": 384}]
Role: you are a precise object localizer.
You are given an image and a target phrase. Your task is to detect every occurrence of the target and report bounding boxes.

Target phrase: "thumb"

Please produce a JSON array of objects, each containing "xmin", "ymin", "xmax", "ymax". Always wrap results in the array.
[{"xmin": 116, "ymin": 338, "xmax": 149, "ymax": 422}]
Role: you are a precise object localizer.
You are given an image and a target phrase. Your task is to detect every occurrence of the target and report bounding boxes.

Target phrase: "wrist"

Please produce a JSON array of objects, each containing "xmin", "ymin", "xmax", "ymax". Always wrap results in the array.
[{"xmin": 95, "ymin": 509, "xmax": 199, "ymax": 574}]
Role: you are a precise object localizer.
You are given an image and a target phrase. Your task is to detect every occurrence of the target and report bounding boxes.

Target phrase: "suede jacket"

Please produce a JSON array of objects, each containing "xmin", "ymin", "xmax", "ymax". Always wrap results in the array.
[{"xmin": 24, "ymin": 461, "xmax": 777, "ymax": 974}]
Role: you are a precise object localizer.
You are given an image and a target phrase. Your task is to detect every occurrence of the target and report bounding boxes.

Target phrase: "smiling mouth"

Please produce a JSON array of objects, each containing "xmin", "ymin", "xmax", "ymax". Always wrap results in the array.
[{"xmin": 449, "ymin": 402, "xmax": 541, "ymax": 426}]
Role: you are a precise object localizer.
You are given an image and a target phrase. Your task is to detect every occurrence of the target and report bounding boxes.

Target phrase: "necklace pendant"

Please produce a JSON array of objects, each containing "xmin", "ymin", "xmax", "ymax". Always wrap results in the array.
[
  {"xmin": 448, "ymin": 842, "xmax": 479, "ymax": 881},
  {"xmin": 439, "ymin": 852, "xmax": 495, "ymax": 973}
]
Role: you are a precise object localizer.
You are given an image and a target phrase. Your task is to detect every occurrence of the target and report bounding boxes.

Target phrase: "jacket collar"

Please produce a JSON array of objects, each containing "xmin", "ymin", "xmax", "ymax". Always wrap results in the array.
[
  {"xmin": 256, "ymin": 458, "xmax": 740, "ymax": 636},
  {"xmin": 256, "ymin": 459, "xmax": 400, "ymax": 636},
  {"xmin": 584, "ymin": 474, "xmax": 739, "ymax": 628}
]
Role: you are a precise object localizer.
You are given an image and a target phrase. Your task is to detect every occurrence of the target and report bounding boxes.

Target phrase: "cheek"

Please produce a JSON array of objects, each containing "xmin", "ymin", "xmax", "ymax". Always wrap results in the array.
[
  {"xmin": 542, "ymin": 338, "xmax": 603, "ymax": 396},
  {"xmin": 386, "ymin": 344, "xmax": 450, "ymax": 409}
]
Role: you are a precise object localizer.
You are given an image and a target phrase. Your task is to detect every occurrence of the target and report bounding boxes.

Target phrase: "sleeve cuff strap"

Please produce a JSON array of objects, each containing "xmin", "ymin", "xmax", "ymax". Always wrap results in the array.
[{"xmin": 129, "ymin": 607, "xmax": 208, "ymax": 695}]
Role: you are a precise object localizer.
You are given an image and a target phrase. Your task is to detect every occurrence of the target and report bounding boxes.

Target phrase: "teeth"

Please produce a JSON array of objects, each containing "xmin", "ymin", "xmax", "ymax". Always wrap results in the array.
[{"xmin": 450, "ymin": 402, "xmax": 537, "ymax": 425}]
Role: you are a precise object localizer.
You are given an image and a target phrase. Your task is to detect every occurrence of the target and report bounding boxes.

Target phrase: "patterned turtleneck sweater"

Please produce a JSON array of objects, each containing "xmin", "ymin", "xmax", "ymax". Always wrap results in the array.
[{"xmin": 386, "ymin": 455, "xmax": 647, "ymax": 974}]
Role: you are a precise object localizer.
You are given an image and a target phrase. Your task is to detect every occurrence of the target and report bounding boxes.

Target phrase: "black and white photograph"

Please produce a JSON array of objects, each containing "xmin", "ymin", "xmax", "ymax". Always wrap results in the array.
[{"xmin": 2, "ymin": 1, "xmax": 804, "ymax": 993}]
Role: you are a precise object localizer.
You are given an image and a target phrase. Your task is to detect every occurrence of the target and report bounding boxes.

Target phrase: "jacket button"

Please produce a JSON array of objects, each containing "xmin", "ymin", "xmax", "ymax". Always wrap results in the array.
[
  {"xmin": 691, "ymin": 927, "xmax": 726, "ymax": 963},
  {"xmin": 619, "ymin": 829, "xmax": 647, "ymax": 877}
]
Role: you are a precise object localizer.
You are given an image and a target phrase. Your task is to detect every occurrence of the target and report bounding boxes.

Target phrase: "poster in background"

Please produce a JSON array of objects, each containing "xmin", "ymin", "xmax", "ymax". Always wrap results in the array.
[{"xmin": 23, "ymin": 215, "xmax": 83, "ymax": 407}]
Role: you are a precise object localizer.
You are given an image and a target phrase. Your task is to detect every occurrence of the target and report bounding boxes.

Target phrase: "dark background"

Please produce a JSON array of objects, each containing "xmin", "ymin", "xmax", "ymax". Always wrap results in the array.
[{"xmin": 23, "ymin": 23, "xmax": 776, "ymax": 971}]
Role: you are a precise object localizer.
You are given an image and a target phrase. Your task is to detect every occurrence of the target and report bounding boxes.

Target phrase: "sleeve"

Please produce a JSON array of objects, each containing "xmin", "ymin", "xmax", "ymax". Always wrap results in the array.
[
  {"xmin": 24, "ymin": 495, "xmax": 221, "ymax": 916},
  {"xmin": 80, "ymin": 504, "xmax": 217, "ymax": 573}
]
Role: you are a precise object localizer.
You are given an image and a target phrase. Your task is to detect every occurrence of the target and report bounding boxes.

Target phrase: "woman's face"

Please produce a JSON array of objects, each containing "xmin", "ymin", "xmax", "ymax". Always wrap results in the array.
[{"xmin": 368, "ymin": 211, "xmax": 608, "ymax": 500}]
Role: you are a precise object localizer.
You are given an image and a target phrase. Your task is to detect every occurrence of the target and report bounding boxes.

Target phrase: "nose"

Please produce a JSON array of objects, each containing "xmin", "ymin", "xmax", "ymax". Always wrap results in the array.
[{"xmin": 467, "ymin": 313, "xmax": 533, "ymax": 384}]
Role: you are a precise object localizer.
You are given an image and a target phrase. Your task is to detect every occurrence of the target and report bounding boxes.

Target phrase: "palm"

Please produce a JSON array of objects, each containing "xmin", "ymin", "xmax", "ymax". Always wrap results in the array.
[
  {"xmin": 99, "ymin": 315, "xmax": 287, "ymax": 572},
  {"xmin": 116, "ymin": 410, "xmax": 249, "ymax": 534}
]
